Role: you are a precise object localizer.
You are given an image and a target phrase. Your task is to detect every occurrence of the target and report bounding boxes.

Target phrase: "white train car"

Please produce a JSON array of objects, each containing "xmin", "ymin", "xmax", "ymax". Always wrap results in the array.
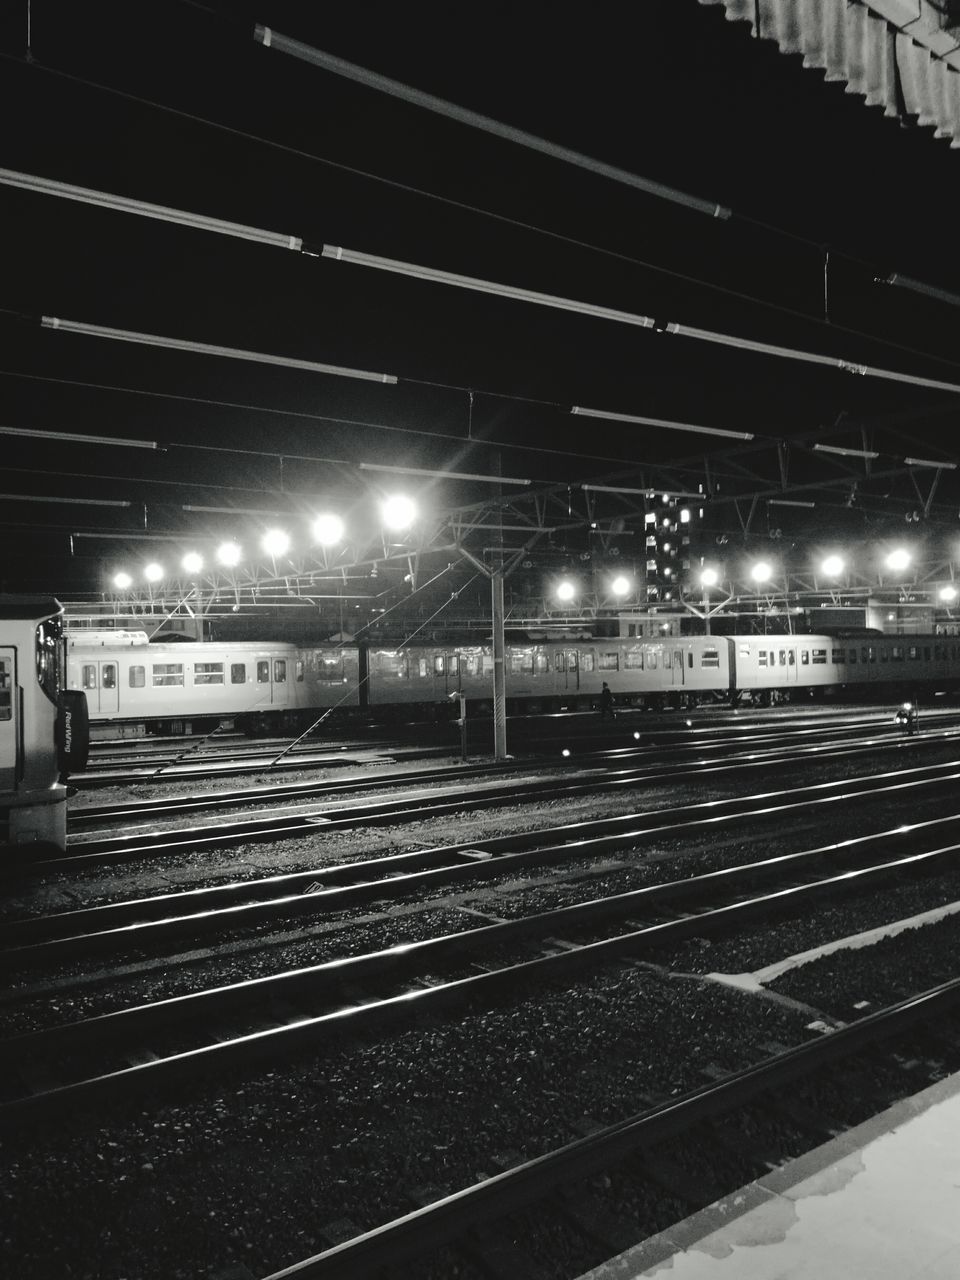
[
  {"xmin": 66, "ymin": 632, "xmax": 361, "ymax": 737},
  {"xmin": 1, "ymin": 597, "xmax": 70, "ymax": 850}
]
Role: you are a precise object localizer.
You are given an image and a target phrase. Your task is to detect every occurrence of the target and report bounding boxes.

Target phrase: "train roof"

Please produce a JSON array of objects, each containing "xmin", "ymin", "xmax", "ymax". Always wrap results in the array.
[{"xmin": 0, "ymin": 595, "xmax": 63, "ymax": 622}]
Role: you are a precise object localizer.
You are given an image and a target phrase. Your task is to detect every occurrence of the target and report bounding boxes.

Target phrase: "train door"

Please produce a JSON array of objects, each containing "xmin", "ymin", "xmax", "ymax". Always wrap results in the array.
[
  {"xmin": 564, "ymin": 649, "xmax": 579, "ymax": 692},
  {"xmin": 79, "ymin": 660, "xmax": 119, "ymax": 714},
  {"xmin": 672, "ymin": 648, "xmax": 684, "ymax": 686},
  {"xmin": 257, "ymin": 657, "xmax": 289, "ymax": 706},
  {"xmin": 781, "ymin": 647, "xmax": 798, "ymax": 684},
  {"xmin": 0, "ymin": 648, "xmax": 16, "ymax": 794}
]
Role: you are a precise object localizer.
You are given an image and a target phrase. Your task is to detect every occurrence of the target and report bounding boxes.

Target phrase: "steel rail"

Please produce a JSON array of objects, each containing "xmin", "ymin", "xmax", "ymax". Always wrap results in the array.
[{"xmin": 2, "ymin": 845, "xmax": 958, "ymax": 1125}]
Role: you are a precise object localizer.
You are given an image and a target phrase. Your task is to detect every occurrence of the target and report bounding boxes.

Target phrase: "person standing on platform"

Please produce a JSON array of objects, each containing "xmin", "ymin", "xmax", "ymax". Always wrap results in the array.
[{"xmin": 599, "ymin": 681, "xmax": 615, "ymax": 721}]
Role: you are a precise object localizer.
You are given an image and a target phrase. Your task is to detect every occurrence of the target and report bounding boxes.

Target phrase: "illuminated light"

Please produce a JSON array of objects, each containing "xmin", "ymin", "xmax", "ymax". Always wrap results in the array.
[
  {"xmin": 217, "ymin": 541, "xmax": 242, "ymax": 567},
  {"xmin": 144, "ymin": 562, "xmax": 164, "ymax": 583},
  {"xmin": 663, "ymin": 543, "xmax": 671, "ymax": 553},
  {"xmin": 112, "ymin": 571, "xmax": 132, "ymax": 589},
  {"xmin": 940, "ymin": 585, "xmax": 958, "ymax": 603},
  {"xmin": 633, "ymin": 731, "xmax": 641, "ymax": 740},
  {"xmin": 556, "ymin": 580, "xmax": 576, "ymax": 602},
  {"xmin": 685, "ymin": 719, "xmax": 693, "ymax": 727},
  {"xmin": 381, "ymin": 494, "xmax": 417, "ymax": 531},
  {"xmin": 751, "ymin": 561, "xmax": 772, "ymax": 584},
  {"xmin": 821, "ymin": 555, "xmax": 845, "ymax": 577},
  {"xmin": 561, "ymin": 748, "xmax": 571, "ymax": 758},
  {"xmin": 610, "ymin": 575, "xmax": 631, "ymax": 597},
  {"xmin": 887, "ymin": 613, "xmax": 896, "ymax": 621},
  {"xmin": 262, "ymin": 528, "xmax": 291, "ymax": 557},
  {"xmin": 0, "ymin": 424, "xmax": 157, "ymax": 450},
  {"xmin": 680, "ymin": 508, "xmax": 690, "ymax": 523},
  {"xmin": 572, "ymin": 407, "xmax": 753, "ymax": 441},
  {"xmin": 885, "ymin": 548, "xmax": 911, "ymax": 573},
  {"xmin": 662, "ymin": 518, "xmax": 671, "ymax": 528},
  {"xmin": 700, "ymin": 568, "xmax": 719, "ymax": 587},
  {"xmin": 813, "ymin": 443, "xmax": 879, "ymax": 459},
  {"xmin": 311, "ymin": 513, "xmax": 345, "ymax": 546},
  {"xmin": 904, "ymin": 457, "xmax": 957, "ymax": 470},
  {"xmin": 182, "ymin": 551, "xmax": 204, "ymax": 574}
]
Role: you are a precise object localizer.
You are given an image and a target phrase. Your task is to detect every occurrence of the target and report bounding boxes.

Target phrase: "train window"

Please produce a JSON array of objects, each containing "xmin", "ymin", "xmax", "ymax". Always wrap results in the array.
[
  {"xmin": 663, "ymin": 652, "xmax": 671, "ymax": 670},
  {"xmin": 625, "ymin": 650, "xmax": 643, "ymax": 669},
  {"xmin": 231, "ymin": 663, "xmax": 246, "ymax": 684},
  {"xmin": 296, "ymin": 659, "xmax": 304, "ymax": 682},
  {"xmin": 102, "ymin": 664, "xmax": 117, "ymax": 689},
  {"xmin": 880, "ymin": 649, "xmax": 889, "ymax": 663},
  {"xmin": 861, "ymin": 647, "xmax": 869, "ymax": 664},
  {"xmin": 510, "ymin": 652, "xmax": 534, "ymax": 674},
  {"xmin": 647, "ymin": 652, "xmax": 657, "ymax": 670},
  {"xmin": 924, "ymin": 646, "xmax": 932, "ymax": 661},
  {"xmin": 580, "ymin": 651, "xmax": 596, "ymax": 672},
  {"xmin": 812, "ymin": 649, "xmax": 827, "ymax": 664},
  {"xmin": 892, "ymin": 646, "xmax": 904, "ymax": 662},
  {"xmin": 832, "ymin": 649, "xmax": 844, "ymax": 663},
  {"xmin": 448, "ymin": 655, "xmax": 460, "ymax": 675},
  {"xmin": 801, "ymin": 650, "xmax": 809, "ymax": 665},
  {"xmin": 868, "ymin": 647, "xmax": 876, "ymax": 663},
  {"xmin": 779, "ymin": 650, "xmax": 786, "ymax": 666},
  {"xmin": 701, "ymin": 648, "xmax": 720, "ymax": 668},
  {"xmin": 482, "ymin": 654, "xmax": 495, "ymax": 676},
  {"xmin": 627, "ymin": 624, "xmax": 638, "ymax": 637},
  {"xmin": 82, "ymin": 664, "xmax": 98, "ymax": 689},
  {"xmin": 434, "ymin": 656, "xmax": 445, "ymax": 676},
  {"xmin": 195, "ymin": 662, "xmax": 224, "ymax": 685},
  {"xmin": 908, "ymin": 646, "xmax": 920, "ymax": 661},
  {"xmin": 418, "ymin": 658, "xmax": 428, "ymax": 678},
  {"xmin": 464, "ymin": 653, "xmax": 481, "ymax": 677},
  {"xmin": 0, "ymin": 658, "xmax": 11, "ymax": 719},
  {"xmin": 320, "ymin": 653, "xmax": 346, "ymax": 680},
  {"xmin": 152, "ymin": 663, "xmax": 184, "ymax": 686},
  {"xmin": 688, "ymin": 652, "xmax": 693, "ymax": 668},
  {"xmin": 758, "ymin": 652, "xmax": 767, "ymax": 667},
  {"xmin": 274, "ymin": 660, "xmax": 286, "ymax": 683},
  {"xmin": 849, "ymin": 650, "xmax": 857, "ymax": 664},
  {"xmin": 129, "ymin": 665, "xmax": 145, "ymax": 688},
  {"xmin": 535, "ymin": 653, "xmax": 549, "ymax": 674},
  {"xmin": 599, "ymin": 653, "xmax": 619, "ymax": 671},
  {"xmin": 257, "ymin": 661, "xmax": 270, "ymax": 683}
]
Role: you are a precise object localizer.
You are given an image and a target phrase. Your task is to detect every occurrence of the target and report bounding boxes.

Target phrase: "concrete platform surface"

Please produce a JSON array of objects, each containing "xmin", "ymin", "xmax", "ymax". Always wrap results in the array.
[{"xmin": 577, "ymin": 1068, "xmax": 960, "ymax": 1280}]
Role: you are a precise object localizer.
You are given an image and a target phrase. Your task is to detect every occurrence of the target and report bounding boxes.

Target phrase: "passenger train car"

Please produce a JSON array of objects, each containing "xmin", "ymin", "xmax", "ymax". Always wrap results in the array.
[
  {"xmin": 2, "ymin": 597, "xmax": 88, "ymax": 851},
  {"xmin": 66, "ymin": 629, "xmax": 960, "ymax": 736}
]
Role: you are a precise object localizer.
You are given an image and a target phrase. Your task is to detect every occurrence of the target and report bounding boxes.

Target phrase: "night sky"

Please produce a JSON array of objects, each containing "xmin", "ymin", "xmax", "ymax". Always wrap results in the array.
[{"xmin": 2, "ymin": 0, "xmax": 960, "ymax": 600}]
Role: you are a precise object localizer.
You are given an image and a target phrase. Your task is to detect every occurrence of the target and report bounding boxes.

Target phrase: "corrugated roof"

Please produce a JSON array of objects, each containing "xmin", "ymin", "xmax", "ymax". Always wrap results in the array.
[{"xmin": 700, "ymin": 0, "xmax": 960, "ymax": 147}]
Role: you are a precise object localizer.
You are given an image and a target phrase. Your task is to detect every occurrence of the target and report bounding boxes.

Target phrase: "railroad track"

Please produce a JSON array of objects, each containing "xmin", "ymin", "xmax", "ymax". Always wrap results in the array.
[
  {"xmin": 4, "ymin": 787, "xmax": 960, "ymax": 1118},
  {"xmin": 46, "ymin": 738, "xmax": 960, "ymax": 871}
]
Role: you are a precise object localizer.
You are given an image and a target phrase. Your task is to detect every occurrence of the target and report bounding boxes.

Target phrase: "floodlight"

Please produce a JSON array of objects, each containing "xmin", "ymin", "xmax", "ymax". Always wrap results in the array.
[
  {"xmin": 182, "ymin": 551, "xmax": 204, "ymax": 574},
  {"xmin": 700, "ymin": 568, "xmax": 719, "ymax": 588},
  {"xmin": 262, "ymin": 528, "xmax": 291, "ymax": 557},
  {"xmin": 940, "ymin": 585, "xmax": 958, "ymax": 603},
  {"xmin": 885, "ymin": 549, "xmax": 911, "ymax": 573},
  {"xmin": 821, "ymin": 555, "xmax": 844, "ymax": 577},
  {"xmin": 112, "ymin": 571, "xmax": 132, "ymax": 590},
  {"xmin": 311, "ymin": 513, "xmax": 345, "ymax": 546},
  {"xmin": 610, "ymin": 575, "xmax": 631, "ymax": 597},
  {"xmin": 381, "ymin": 494, "xmax": 417, "ymax": 531},
  {"xmin": 751, "ymin": 562, "xmax": 772, "ymax": 584},
  {"xmin": 556, "ymin": 580, "xmax": 576, "ymax": 602},
  {"xmin": 217, "ymin": 541, "xmax": 242, "ymax": 567},
  {"xmin": 144, "ymin": 562, "xmax": 164, "ymax": 583}
]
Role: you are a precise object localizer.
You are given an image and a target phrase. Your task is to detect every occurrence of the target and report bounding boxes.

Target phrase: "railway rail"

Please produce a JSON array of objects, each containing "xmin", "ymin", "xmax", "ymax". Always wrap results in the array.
[{"xmin": 3, "ymin": 823, "xmax": 959, "ymax": 1125}]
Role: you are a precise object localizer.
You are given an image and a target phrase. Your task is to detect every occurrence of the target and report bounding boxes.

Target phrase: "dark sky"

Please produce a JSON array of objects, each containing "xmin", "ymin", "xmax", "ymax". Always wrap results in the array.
[{"xmin": 2, "ymin": 0, "xmax": 960, "ymax": 597}]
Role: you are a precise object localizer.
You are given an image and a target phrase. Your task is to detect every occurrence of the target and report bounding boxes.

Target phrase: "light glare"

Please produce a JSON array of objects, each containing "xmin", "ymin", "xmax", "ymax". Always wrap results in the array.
[
  {"xmin": 700, "ymin": 567, "xmax": 719, "ymax": 587},
  {"xmin": 940, "ymin": 585, "xmax": 958, "ymax": 603},
  {"xmin": 610, "ymin": 575, "xmax": 631, "ymax": 596},
  {"xmin": 750, "ymin": 561, "xmax": 772, "ymax": 584},
  {"xmin": 886, "ymin": 548, "xmax": 911, "ymax": 572},
  {"xmin": 381, "ymin": 494, "xmax": 417, "ymax": 531},
  {"xmin": 262, "ymin": 528, "xmax": 291, "ymax": 557},
  {"xmin": 217, "ymin": 541, "xmax": 242, "ymax": 567},
  {"xmin": 821, "ymin": 555, "xmax": 844, "ymax": 577},
  {"xmin": 144, "ymin": 562, "xmax": 164, "ymax": 583},
  {"xmin": 112, "ymin": 571, "xmax": 132, "ymax": 590},
  {"xmin": 182, "ymin": 551, "xmax": 203, "ymax": 574},
  {"xmin": 311, "ymin": 512, "xmax": 345, "ymax": 546},
  {"xmin": 556, "ymin": 580, "xmax": 576, "ymax": 602}
]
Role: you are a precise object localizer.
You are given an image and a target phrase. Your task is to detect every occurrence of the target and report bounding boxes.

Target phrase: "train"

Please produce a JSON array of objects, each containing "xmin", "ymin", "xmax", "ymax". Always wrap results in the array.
[
  {"xmin": 65, "ymin": 628, "xmax": 960, "ymax": 737},
  {"xmin": 1, "ymin": 597, "xmax": 88, "ymax": 851}
]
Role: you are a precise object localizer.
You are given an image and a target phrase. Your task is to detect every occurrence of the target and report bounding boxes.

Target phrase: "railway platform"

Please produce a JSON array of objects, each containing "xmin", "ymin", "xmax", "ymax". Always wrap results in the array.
[{"xmin": 577, "ymin": 1068, "xmax": 960, "ymax": 1280}]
